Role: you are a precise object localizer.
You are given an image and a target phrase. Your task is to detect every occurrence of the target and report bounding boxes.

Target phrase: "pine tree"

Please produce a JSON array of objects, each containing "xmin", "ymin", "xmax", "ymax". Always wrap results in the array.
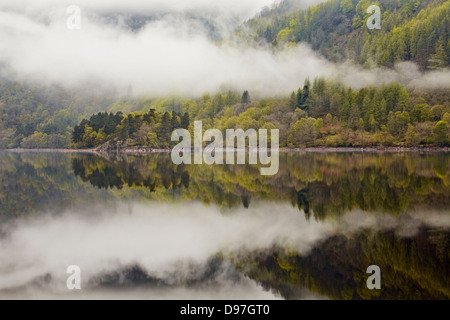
[
  {"xmin": 225, "ymin": 91, "xmax": 238, "ymax": 106},
  {"xmin": 302, "ymin": 79, "xmax": 310, "ymax": 106},
  {"xmin": 181, "ymin": 112, "xmax": 190, "ymax": 129},
  {"xmin": 72, "ymin": 119, "xmax": 88, "ymax": 143},
  {"xmin": 104, "ymin": 113, "xmax": 118, "ymax": 135},
  {"xmin": 158, "ymin": 112, "xmax": 172, "ymax": 147},
  {"xmin": 171, "ymin": 113, "xmax": 181, "ymax": 130},
  {"xmin": 143, "ymin": 110, "xmax": 156, "ymax": 124},
  {"xmin": 369, "ymin": 115, "xmax": 378, "ymax": 132},
  {"xmin": 289, "ymin": 91, "xmax": 297, "ymax": 110},
  {"xmin": 241, "ymin": 91, "xmax": 250, "ymax": 104},
  {"xmin": 428, "ymin": 37, "xmax": 449, "ymax": 70},
  {"xmin": 296, "ymin": 89, "xmax": 303, "ymax": 109},
  {"xmin": 330, "ymin": 93, "xmax": 340, "ymax": 116}
]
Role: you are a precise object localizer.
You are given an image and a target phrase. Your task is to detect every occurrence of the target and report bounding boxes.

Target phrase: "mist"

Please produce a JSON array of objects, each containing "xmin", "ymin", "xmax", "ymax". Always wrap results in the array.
[
  {"xmin": 0, "ymin": 200, "xmax": 448, "ymax": 299},
  {"xmin": 1, "ymin": 0, "xmax": 448, "ymax": 97}
]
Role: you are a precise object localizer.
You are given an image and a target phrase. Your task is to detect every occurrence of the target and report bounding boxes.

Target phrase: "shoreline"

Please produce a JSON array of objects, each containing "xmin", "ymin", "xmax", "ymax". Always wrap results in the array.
[{"xmin": 2, "ymin": 146, "xmax": 448, "ymax": 154}]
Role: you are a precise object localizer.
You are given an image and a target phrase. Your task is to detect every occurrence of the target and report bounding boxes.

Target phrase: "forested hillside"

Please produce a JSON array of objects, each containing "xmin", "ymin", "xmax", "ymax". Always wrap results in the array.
[
  {"xmin": 71, "ymin": 80, "xmax": 450, "ymax": 149},
  {"xmin": 239, "ymin": 0, "xmax": 449, "ymax": 69},
  {"xmin": 0, "ymin": 0, "xmax": 449, "ymax": 149},
  {"xmin": 0, "ymin": 79, "xmax": 117, "ymax": 148}
]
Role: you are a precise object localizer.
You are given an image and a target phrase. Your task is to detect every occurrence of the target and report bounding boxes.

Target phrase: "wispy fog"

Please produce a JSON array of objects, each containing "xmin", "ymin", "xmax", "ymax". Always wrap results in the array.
[
  {"xmin": 0, "ymin": 0, "xmax": 448, "ymax": 97},
  {"xmin": 0, "ymin": 0, "xmax": 328, "ymax": 16},
  {"xmin": 0, "ymin": 201, "xmax": 448, "ymax": 299},
  {"xmin": 0, "ymin": 202, "xmax": 334, "ymax": 293}
]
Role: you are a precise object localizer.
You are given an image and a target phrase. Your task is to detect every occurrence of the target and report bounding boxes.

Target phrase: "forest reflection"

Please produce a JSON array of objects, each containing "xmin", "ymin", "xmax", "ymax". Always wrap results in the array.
[
  {"xmin": 71, "ymin": 152, "xmax": 450, "ymax": 219},
  {"xmin": 237, "ymin": 226, "xmax": 450, "ymax": 300},
  {"xmin": 0, "ymin": 151, "xmax": 449, "ymax": 300}
]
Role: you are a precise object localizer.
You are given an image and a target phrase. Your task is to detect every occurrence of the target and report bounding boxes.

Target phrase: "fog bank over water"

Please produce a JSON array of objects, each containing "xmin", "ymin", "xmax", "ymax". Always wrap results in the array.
[{"xmin": 0, "ymin": 200, "xmax": 448, "ymax": 299}]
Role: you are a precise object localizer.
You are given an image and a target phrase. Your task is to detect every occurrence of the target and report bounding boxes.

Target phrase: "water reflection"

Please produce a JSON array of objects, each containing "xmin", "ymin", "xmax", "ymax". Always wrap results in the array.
[
  {"xmin": 0, "ymin": 151, "xmax": 448, "ymax": 300},
  {"xmin": 71, "ymin": 152, "xmax": 450, "ymax": 217},
  {"xmin": 239, "ymin": 226, "xmax": 450, "ymax": 300}
]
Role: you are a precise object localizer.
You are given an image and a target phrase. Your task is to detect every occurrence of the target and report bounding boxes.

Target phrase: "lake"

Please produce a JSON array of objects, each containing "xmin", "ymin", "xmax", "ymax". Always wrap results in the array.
[{"xmin": 0, "ymin": 151, "xmax": 449, "ymax": 300}]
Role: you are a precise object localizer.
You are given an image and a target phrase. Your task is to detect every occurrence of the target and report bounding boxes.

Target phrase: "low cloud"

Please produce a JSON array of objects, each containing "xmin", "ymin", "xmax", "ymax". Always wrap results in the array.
[
  {"xmin": 0, "ymin": 202, "xmax": 334, "ymax": 291},
  {"xmin": 0, "ymin": 201, "xmax": 448, "ymax": 299},
  {"xmin": 0, "ymin": 0, "xmax": 448, "ymax": 97}
]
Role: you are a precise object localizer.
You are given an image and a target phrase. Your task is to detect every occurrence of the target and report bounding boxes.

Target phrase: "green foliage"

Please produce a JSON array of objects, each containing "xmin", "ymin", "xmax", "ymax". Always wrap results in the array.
[
  {"xmin": 340, "ymin": 0, "xmax": 354, "ymax": 14},
  {"xmin": 20, "ymin": 132, "xmax": 48, "ymax": 148},
  {"xmin": 0, "ymin": 79, "xmax": 115, "ymax": 148},
  {"xmin": 1, "ymin": 2, "xmax": 448, "ymax": 151},
  {"xmin": 68, "ymin": 78, "xmax": 448, "ymax": 149},
  {"xmin": 411, "ymin": 104, "xmax": 432, "ymax": 123},
  {"xmin": 288, "ymin": 117, "xmax": 322, "ymax": 147},
  {"xmin": 239, "ymin": 0, "xmax": 449, "ymax": 69},
  {"xmin": 443, "ymin": 112, "xmax": 450, "ymax": 123},
  {"xmin": 241, "ymin": 90, "xmax": 251, "ymax": 104},
  {"xmin": 428, "ymin": 36, "xmax": 449, "ymax": 70},
  {"xmin": 71, "ymin": 109, "xmax": 193, "ymax": 149},
  {"xmin": 181, "ymin": 112, "xmax": 190, "ymax": 129},
  {"xmin": 405, "ymin": 124, "xmax": 419, "ymax": 146},
  {"xmin": 433, "ymin": 121, "xmax": 449, "ymax": 146},
  {"xmin": 387, "ymin": 111, "xmax": 411, "ymax": 137},
  {"xmin": 2, "ymin": 72, "xmax": 448, "ymax": 151},
  {"xmin": 1, "ymin": 2, "xmax": 449, "ymax": 151}
]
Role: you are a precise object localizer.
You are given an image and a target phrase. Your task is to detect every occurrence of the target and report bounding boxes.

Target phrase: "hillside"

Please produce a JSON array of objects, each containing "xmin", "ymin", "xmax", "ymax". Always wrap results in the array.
[
  {"xmin": 0, "ymin": 78, "xmax": 118, "ymax": 148},
  {"xmin": 238, "ymin": 0, "xmax": 449, "ymax": 69},
  {"xmin": 70, "ymin": 80, "xmax": 450, "ymax": 149},
  {"xmin": 0, "ymin": 0, "xmax": 449, "ymax": 149}
]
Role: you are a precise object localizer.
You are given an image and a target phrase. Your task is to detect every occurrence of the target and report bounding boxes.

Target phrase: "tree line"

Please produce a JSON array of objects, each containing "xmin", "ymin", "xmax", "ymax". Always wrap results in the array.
[
  {"xmin": 71, "ymin": 79, "xmax": 449, "ymax": 149},
  {"xmin": 2, "ymin": 151, "xmax": 448, "ymax": 220},
  {"xmin": 72, "ymin": 110, "xmax": 191, "ymax": 148},
  {"xmin": 69, "ymin": 152, "xmax": 449, "ymax": 216}
]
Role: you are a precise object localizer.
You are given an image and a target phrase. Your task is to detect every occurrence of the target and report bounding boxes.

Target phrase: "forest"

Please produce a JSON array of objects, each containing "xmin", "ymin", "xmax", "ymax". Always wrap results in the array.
[
  {"xmin": 0, "ymin": 80, "xmax": 117, "ymax": 149},
  {"xmin": 69, "ymin": 79, "xmax": 449, "ymax": 149},
  {"xmin": 0, "ymin": 0, "xmax": 449, "ymax": 150},
  {"xmin": 238, "ymin": 0, "xmax": 449, "ymax": 69}
]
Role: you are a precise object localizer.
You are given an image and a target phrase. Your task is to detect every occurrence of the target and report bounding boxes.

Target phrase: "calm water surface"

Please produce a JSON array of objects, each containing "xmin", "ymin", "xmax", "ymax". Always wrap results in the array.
[{"xmin": 0, "ymin": 151, "xmax": 449, "ymax": 300}]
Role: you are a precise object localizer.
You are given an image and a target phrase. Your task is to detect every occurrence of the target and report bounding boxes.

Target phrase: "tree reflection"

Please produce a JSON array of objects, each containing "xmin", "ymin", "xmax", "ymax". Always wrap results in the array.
[
  {"xmin": 70, "ymin": 152, "xmax": 450, "ymax": 218},
  {"xmin": 234, "ymin": 227, "xmax": 450, "ymax": 300},
  {"xmin": 0, "ymin": 151, "xmax": 449, "ymax": 300},
  {"xmin": 1, "ymin": 152, "xmax": 448, "ymax": 219}
]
